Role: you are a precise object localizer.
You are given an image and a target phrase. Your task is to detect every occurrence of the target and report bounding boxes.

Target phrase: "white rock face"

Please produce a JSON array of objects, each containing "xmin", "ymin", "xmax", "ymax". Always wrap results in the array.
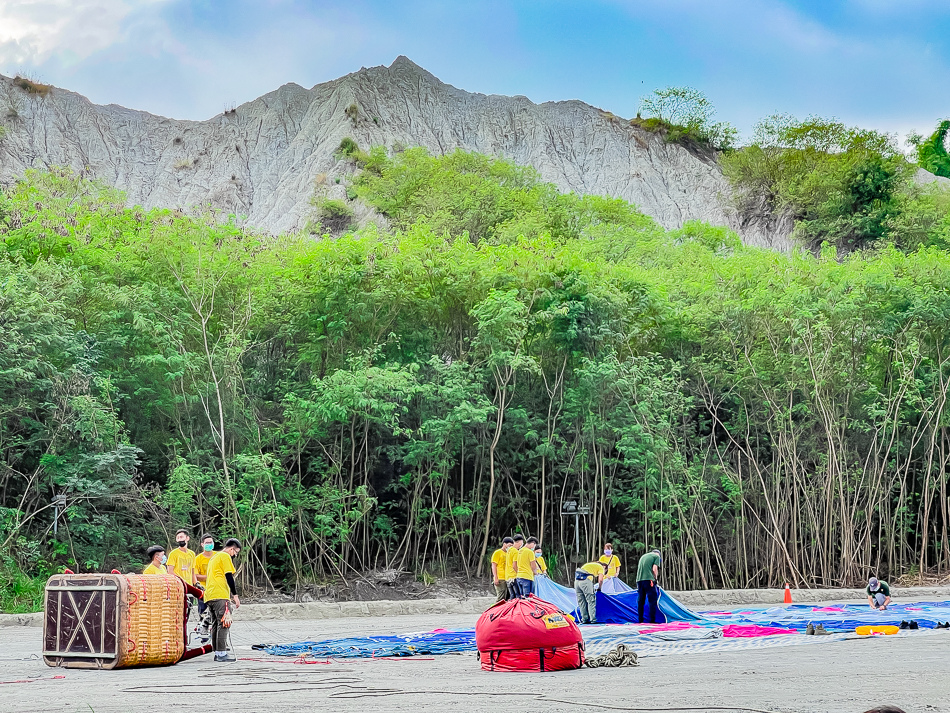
[{"xmin": 0, "ymin": 57, "xmax": 793, "ymax": 250}]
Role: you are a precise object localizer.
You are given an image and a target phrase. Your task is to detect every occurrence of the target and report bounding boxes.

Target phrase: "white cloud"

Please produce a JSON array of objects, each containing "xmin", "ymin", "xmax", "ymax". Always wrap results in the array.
[{"xmin": 0, "ymin": 0, "xmax": 168, "ymax": 68}]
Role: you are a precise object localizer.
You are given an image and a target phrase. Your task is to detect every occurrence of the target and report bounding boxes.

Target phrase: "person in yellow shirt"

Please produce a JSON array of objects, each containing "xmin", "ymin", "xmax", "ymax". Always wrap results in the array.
[
  {"xmin": 514, "ymin": 536, "xmax": 540, "ymax": 597},
  {"xmin": 599, "ymin": 543, "xmax": 621, "ymax": 579},
  {"xmin": 142, "ymin": 545, "xmax": 167, "ymax": 575},
  {"xmin": 194, "ymin": 533, "xmax": 216, "ymax": 637},
  {"xmin": 165, "ymin": 528, "xmax": 197, "ymax": 585},
  {"xmin": 506, "ymin": 534, "xmax": 522, "ymax": 599},
  {"xmin": 534, "ymin": 546, "xmax": 548, "ymax": 576},
  {"xmin": 204, "ymin": 538, "xmax": 242, "ymax": 663},
  {"xmin": 574, "ymin": 561, "xmax": 605, "ymax": 624},
  {"xmin": 490, "ymin": 537, "xmax": 514, "ymax": 603}
]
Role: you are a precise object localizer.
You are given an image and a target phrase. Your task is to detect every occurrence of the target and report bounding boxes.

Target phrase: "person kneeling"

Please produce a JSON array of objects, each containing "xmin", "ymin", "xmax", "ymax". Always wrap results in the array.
[{"xmin": 867, "ymin": 577, "xmax": 891, "ymax": 611}]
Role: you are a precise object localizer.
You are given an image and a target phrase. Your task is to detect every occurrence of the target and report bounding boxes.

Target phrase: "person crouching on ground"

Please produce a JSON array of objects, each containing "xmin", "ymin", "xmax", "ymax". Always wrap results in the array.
[
  {"xmin": 143, "ymin": 545, "xmax": 167, "ymax": 574},
  {"xmin": 636, "ymin": 548, "xmax": 662, "ymax": 624},
  {"xmin": 204, "ymin": 538, "xmax": 242, "ymax": 662},
  {"xmin": 574, "ymin": 561, "xmax": 605, "ymax": 624},
  {"xmin": 491, "ymin": 537, "xmax": 514, "ymax": 603},
  {"xmin": 867, "ymin": 577, "xmax": 891, "ymax": 611},
  {"xmin": 514, "ymin": 536, "xmax": 540, "ymax": 597}
]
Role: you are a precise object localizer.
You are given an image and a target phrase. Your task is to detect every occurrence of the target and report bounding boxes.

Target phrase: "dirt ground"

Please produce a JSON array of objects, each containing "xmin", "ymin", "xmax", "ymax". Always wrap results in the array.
[{"xmin": 2, "ymin": 601, "xmax": 948, "ymax": 713}]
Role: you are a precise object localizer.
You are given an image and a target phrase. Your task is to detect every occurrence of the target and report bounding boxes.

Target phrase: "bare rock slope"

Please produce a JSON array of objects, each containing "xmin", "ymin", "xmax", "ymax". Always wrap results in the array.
[{"xmin": 0, "ymin": 57, "xmax": 791, "ymax": 249}]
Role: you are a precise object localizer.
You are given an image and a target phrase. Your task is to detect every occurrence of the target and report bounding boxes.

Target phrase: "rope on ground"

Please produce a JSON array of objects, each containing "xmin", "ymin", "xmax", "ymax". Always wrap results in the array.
[{"xmin": 585, "ymin": 644, "xmax": 639, "ymax": 668}]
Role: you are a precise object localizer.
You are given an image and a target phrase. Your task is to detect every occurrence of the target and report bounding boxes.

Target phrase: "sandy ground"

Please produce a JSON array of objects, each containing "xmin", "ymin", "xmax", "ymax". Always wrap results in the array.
[{"xmin": 2, "ymin": 602, "xmax": 948, "ymax": 713}]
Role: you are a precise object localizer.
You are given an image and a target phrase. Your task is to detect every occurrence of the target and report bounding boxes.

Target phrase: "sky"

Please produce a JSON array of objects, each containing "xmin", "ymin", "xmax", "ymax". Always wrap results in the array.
[{"xmin": 1, "ymin": 0, "xmax": 948, "ymax": 142}]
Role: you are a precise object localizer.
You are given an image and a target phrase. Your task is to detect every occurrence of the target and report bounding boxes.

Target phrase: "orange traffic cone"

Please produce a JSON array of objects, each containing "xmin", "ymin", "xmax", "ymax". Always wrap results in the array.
[{"xmin": 783, "ymin": 582, "xmax": 793, "ymax": 604}]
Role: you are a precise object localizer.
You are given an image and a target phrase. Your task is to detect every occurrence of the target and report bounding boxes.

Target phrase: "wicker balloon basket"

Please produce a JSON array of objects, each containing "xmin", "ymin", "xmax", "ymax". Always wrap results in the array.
[{"xmin": 43, "ymin": 573, "xmax": 208, "ymax": 669}]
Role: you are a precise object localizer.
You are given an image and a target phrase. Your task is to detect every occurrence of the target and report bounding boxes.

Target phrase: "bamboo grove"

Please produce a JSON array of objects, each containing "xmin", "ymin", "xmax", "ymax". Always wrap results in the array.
[{"xmin": 2, "ymin": 141, "xmax": 950, "ymax": 600}]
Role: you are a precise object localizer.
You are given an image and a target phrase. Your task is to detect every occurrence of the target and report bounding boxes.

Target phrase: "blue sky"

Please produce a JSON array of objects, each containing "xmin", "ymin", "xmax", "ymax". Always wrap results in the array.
[{"xmin": 1, "ymin": 0, "xmax": 948, "ymax": 142}]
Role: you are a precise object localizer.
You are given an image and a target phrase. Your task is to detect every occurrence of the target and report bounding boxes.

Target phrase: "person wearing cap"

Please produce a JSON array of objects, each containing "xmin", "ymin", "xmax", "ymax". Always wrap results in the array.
[
  {"xmin": 636, "ymin": 548, "xmax": 662, "ymax": 623},
  {"xmin": 867, "ymin": 577, "xmax": 891, "ymax": 610},
  {"xmin": 490, "ymin": 537, "xmax": 514, "ymax": 602},
  {"xmin": 574, "ymin": 560, "xmax": 605, "ymax": 624},
  {"xmin": 142, "ymin": 545, "xmax": 167, "ymax": 574}
]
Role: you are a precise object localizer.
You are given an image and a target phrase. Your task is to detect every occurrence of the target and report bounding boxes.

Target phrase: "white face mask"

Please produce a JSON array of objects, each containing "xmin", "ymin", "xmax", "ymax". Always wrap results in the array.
[{"xmin": 160, "ymin": 554, "xmax": 167, "ymax": 564}]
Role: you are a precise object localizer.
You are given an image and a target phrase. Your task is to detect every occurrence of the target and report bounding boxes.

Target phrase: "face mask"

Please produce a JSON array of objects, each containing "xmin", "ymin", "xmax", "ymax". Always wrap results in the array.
[
  {"xmin": 203, "ymin": 543, "xmax": 214, "ymax": 551},
  {"xmin": 604, "ymin": 549, "xmax": 612, "ymax": 556},
  {"xmin": 177, "ymin": 540, "xmax": 187, "ymax": 548},
  {"xmin": 535, "ymin": 552, "xmax": 542, "ymax": 558},
  {"xmin": 160, "ymin": 554, "xmax": 167, "ymax": 564}
]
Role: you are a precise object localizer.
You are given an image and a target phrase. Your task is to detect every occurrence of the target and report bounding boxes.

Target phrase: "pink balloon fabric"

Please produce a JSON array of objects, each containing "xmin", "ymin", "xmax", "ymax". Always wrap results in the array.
[{"xmin": 721, "ymin": 624, "xmax": 797, "ymax": 638}]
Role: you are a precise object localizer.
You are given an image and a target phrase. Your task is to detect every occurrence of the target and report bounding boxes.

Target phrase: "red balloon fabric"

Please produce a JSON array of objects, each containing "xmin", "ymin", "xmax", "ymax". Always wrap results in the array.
[{"xmin": 475, "ymin": 595, "xmax": 584, "ymax": 672}]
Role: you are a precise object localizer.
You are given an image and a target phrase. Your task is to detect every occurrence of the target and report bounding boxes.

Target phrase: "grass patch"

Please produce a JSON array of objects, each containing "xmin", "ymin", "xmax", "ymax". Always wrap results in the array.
[
  {"xmin": 13, "ymin": 76, "xmax": 51, "ymax": 97},
  {"xmin": 312, "ymin": 197, "xmax": 354, "ymax": 234},
  {"xmin": 337, "ymin": 137, "xmax": 359, "ymax": 158}
]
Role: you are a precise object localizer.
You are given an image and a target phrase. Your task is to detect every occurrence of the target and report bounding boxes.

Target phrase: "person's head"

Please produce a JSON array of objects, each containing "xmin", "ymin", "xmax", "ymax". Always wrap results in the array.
[
  {"xmin": 526, "ymin": 536, "xmax": 538, "ymax": 547},
  {"xmin": 200, "ymin": 533, "xmax": 215, "ymax": 553},
  {"xmin": 651, "ymin": 548, "xmax": 661, "ymax": 562},
  {"xmin": 863, "ymin": 707, "xmax": 907, "ymax": 713},
  {"xmin": 604, "ymin": 542, "xmax": 613, "ymax": 555},
  {"xmin": 534, "ymin": 546, "xmax": 543, "ymax": 558},
  {"xmin": 175, "ymin": 529, "xmax": 190, "ymax": 548},
  {"xmin": 513, "ymin": 534, "xmax": 525, "ymax": 548},
  {"xmin": 869, "ymin": 576, "xmax": 880, "ymax": 591},
  {"xmin": 146, "ymin": 545, "xmax": 166, "ymax": 565},
  {"xmin": 502, "ymin": 536, "xmax": 514, "ymax": 551},
  {"xmin": 223, "ymin": 538, "xmax": 242, "ymax": 556}
]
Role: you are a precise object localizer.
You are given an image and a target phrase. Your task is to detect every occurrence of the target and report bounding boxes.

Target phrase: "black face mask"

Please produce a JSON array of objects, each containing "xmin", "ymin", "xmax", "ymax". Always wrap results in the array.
[{"xmin": 177, "ymin": 540, "xmax": 187, "ymax": 548}]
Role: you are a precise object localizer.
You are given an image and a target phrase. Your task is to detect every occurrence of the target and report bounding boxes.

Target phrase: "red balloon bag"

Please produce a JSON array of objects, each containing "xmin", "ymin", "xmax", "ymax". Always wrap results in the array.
[{"xmin": 475, "ymin": 595, "xmax": 584, "ymax": 672}]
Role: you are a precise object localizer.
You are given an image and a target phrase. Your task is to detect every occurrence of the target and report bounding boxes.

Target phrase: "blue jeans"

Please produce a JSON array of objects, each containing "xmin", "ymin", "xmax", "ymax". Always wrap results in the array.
[
  {"xmin": 515, "ymin": 578, "xmax": 533, "ymax": 598},
  {"xmin": 637, "ymin": 580, "xmax": 659, "ymax": 623}
]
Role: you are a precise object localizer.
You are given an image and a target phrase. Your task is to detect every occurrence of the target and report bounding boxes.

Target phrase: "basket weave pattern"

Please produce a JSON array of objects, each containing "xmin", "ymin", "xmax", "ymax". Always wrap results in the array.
[{"xmin": 120, "ymin": 574, "xmax": 185, "ymax": 667}]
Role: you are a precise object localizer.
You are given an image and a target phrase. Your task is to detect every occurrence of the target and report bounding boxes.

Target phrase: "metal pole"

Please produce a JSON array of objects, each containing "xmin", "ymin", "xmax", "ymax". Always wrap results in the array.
[
  {"xmin": 53, "ymin": 504, "xmax": 59, "ymax": 537},
  {"xmin": 574, "ymin": 513, "xmax": 580, "ymax": 555}
]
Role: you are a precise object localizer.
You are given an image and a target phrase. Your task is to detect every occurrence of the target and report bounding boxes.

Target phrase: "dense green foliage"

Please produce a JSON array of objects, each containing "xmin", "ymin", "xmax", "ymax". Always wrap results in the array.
[
  {"xmin": 2, "ymin": 148, "xmax": 950, "ymax": 609},
  {"xmin": 722, "ymin": 115, "xmax": 918, "ymax": 251},
  {"xmin": 910, "ymin": 120, "xmax": 950, "ymax": 179}
]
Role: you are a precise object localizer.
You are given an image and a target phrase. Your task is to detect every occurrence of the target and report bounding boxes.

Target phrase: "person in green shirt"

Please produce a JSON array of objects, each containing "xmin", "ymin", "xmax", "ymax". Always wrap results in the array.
[
  {"xmin": 636, "ymin": 548, "xmax": 662, "ymax": 623},
  {"xmin": 867, "ymin": 577, "xmax": 891, "ymax": 610}
]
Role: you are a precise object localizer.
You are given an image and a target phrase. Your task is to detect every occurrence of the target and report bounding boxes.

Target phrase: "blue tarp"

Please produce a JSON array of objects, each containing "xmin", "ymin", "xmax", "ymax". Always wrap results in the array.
[{"xmin": 533, "ymin": 575, "xmax": 703, "ymax": 624}]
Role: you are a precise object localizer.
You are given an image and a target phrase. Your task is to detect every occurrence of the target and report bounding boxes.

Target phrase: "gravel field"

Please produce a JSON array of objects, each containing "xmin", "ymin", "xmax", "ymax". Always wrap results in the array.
[{"xmin": 1, "ymin": 599, "xmax": 947, "ymax": 713}]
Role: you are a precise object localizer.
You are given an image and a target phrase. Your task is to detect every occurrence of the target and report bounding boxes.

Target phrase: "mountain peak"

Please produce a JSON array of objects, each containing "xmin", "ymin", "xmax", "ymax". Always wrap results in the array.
[{"xmin": 389, "ymin": 55, "xmax": 422, "ymax": 71}]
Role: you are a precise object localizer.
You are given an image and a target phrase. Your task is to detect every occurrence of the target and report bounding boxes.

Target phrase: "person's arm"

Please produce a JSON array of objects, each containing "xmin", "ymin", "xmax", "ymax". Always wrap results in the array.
[
  {"xmin": 225, "ymin": 572, "xmax": 241, "ymax": 608},
  {"xmin": 491, "ymin": 561, "xmax": 499, "ymax": 585},
  {"xmin": 597, "ymin": 572, "xmax": 604, "ymax": 587},
  {"xmin": 531, "ymin": 559, "xmax": 539, "ymax": 575},
  {"xmin": 868, "ymin": 595, "xmax": 875, "ymax": 608},
  {"xmin": 512, "ymin": 557, "xmax": 518, "ymax": 577},
  {"xmin": 652, "ymin": 563, "xmax": 658, "ymax": 584}
]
